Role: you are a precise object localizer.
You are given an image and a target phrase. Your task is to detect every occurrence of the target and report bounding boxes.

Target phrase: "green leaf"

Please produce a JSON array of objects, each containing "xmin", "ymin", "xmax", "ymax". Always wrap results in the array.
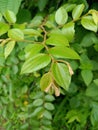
[
  {"xmin": 0, "ymin": 0, "xmax": 22, "ymax": 14},
  {"xmin": 94, "ymin": 44, "xmax": 98, "ymax": 52},
  {"xmin": 92, "ymin": 11, "xmax": 98, "ymax": 25},
  {"xmin": 33, "ymin": 99, "xmax": 43, "ymax": 107},
  {"xmin": 94, "ymin": 79, "xmax": 98, "ymax": 86},
  {"xmin": 40, "ymin": 118, "xmax": 52, "ymax": 126},
  {"xmin": 38, "ymin": 0, "xmax": 49, "ymax": 11},
  {"xmin": 28, "ymin": 120, "xmax": 40, "ymax": 127},
  {"xmin": 29, "ymin": 91, "xmax": 44, "ymax": 100},
  {"xmin": 0, "ymin": 23, "xmax": 10, "ymax": 36},
  {"xmin": 21, "ymin": 85, "xmax": 28, "ymax": 94},
  {"xmin": 62, "ymin": 22, "xmax": 75, "ymax": 42},
  {"xmin": 20, "ymin": 123, "xmax": 29, "ymax": 129},
  {"xmin": 80, "ymin": 54, "xmax": 93, "ymax": 70},
  {"xmin": 29, "ymin": 107, "xmax": 44, "ymax": 117},
  {"xmin": 55, "ymin": 7, "xmax": 68, "ymax": 25},
  {"xmin": 52, "ymin": 62, "xmax": 71, "ymax": 90},
  {"xmin": 88, "ymin": 9, "xmax": 98, "ymax": 25},
  {"xmin": 2, "ymin": 106, "xmax": 7, "ymax": 118},
  {"xmin": 70, "ymin": 61, "xmax": 79, "ymax": 71},
  {"xmin": 42, "ymin": 126, "xmax": 52, "ymax": 130},
  {"xmin": 45, "ymin": 20, "xmax": 56, "ymax": 28},
  {"xmin": 80, "ymin": 32, "xmax": 98, "ymax": 47},
  {"xmin": 45, "ymin": 95, "xmax": 55, "ymax": 102},
  {"xmin": 81, "ymin": 70, "xmax": 93, "ymax": 86},
  {"xmin": 25, "ymin": 44, "xmax": 44, "ymax": 59},
  {"xmin": 4, "ymin": 41, "xmax": 15, "ymax": 59},
  {"xmin": 49, "ymin": 46, "xmax": 80, "ymax": 59},
  {"xmin": 40, "ymin": 72, "xmax": 53, "ymax": 91},
  {"xmin": 13, "ymin": 23, "xmax": 26, "ymax": 30},
  {"xmin": 44, "ymin": 103, "xmax": 55, "ymax": 111},
  {"xmin": 46, "ymin": 33, "xmax": 69, "ymax": 47},
  {"xmin": 91, "ymin": 102, "xmax": 98, "ymax": 126},
  {"xmin": 17, "ymin": 9, "xmax": 31, "ymax": 23},
  {"xmin": 72, "ymin": 4, "xmax": 85, "ymax": 20},
  {"xmin": 81, "ymin": 16, "xmax": 97, "ymax": 32},
  {"xmin": 23, "ymin": 29, "xmax": 41, "ymax": 36},
  {"xmin": 48, "ymin": 28, "xmax": 61, "ymax": 35},
  {"xmin": 1, "ymin": 96, "xmax": 9, "ymax": 105},
  {"xmin": 0, "ymin": 46, "xmax": 5, "ymax": 67},
  {"xmin": 4, "ymin": 10, "xmax": 16, "ymax": 23},
  {"xmin": 91, "ymin": 60, "xmax": 98, "ymax": 71},
  {"xmin": 43, "ymin": 110, "xmax": 52, "ymax": 120},
  {"xmin": 29, "ymin": 15, "xmax": 43, "ymax": 27},
  {"xmin": 63, "ymin": 3, "xmax": 76, "ymax": 12},
  {"xmin": 86, "ymin": 83, "xmax": 98, "ymax": 97},
  {"xmin": 0, "ymin": 13, "xmax": 2, "ymax": 21},
  {"xmin": 8, "ymin": 28, "xmax": 24, "ymax": 40},
  {"xmin": 21, "ymin": 54, "xmax": 51, "ymax": 74},
  {"xmin": 66, "ymin": 110, "xmax": 80, "ymax": 123}
]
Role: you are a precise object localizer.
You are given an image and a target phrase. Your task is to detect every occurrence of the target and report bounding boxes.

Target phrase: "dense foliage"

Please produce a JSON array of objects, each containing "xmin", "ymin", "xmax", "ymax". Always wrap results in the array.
[{"xmin": 0, "ymin": 0, "xmax": 98, "ymax": 129}]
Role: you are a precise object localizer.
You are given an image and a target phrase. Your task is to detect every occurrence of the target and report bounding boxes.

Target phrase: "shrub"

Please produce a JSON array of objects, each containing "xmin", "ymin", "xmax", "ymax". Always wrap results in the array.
[{"xmin": 0, "ymin": 0, "xmax": 98, "ymax": 129}]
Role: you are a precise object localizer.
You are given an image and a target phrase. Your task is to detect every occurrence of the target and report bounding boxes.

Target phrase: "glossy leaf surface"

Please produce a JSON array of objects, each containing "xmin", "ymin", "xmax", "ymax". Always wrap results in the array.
[
  {"xmin": 0, "ymin": 23, "xmax": 10, "ymax": 36},
  {"xmin": 40, "ymin": 72, "xmax": 53, "ymax": 91},
  {"xmin": 62, "ymin": 22, "xmax": 75, "ymax": 42},
  {"xmin": 52, "ymin": 62, "xmax": 71, "ymax": 90},
  {"xmin": 23, "ymin": 29, "xmax": 41, "ymax": 36},
  {"xmin": 21, "ymin": 54, "xmax": 51, "ymax": 74},
  {"xmin": 46, "ymin": 33, "xmax": 69, "ymax": 47},
  {"xmin": 8, "ymin": 28, "xmax": 24, "ymax": 40},
  {"xmin": 55, "ymin": 7, "xmax": 68, "ymax": 25},
  {"xmin": 81, "ymin": 16, "xmax": 97, "ymax": 32},
  {"xmin": 4, "ymin": 10, "xmax": 16, "ymax": 23},
  {"xmin": 72, "ymin": 4, "xmax": 85, "ymax": 20},
  {"xmin": 49, "ymin": 46, "xmax": 80, "ymax": 59},
  {"xmin": 63, "ymin": 3, "xmax": 76, "ymax": 12},
  {"xmin": 25, "ymin": 44, "xmax": 44, "ymax": 59},
  {"xmin": 4, "ymin": 41, "xmax": 15, "ymax": 58}
]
